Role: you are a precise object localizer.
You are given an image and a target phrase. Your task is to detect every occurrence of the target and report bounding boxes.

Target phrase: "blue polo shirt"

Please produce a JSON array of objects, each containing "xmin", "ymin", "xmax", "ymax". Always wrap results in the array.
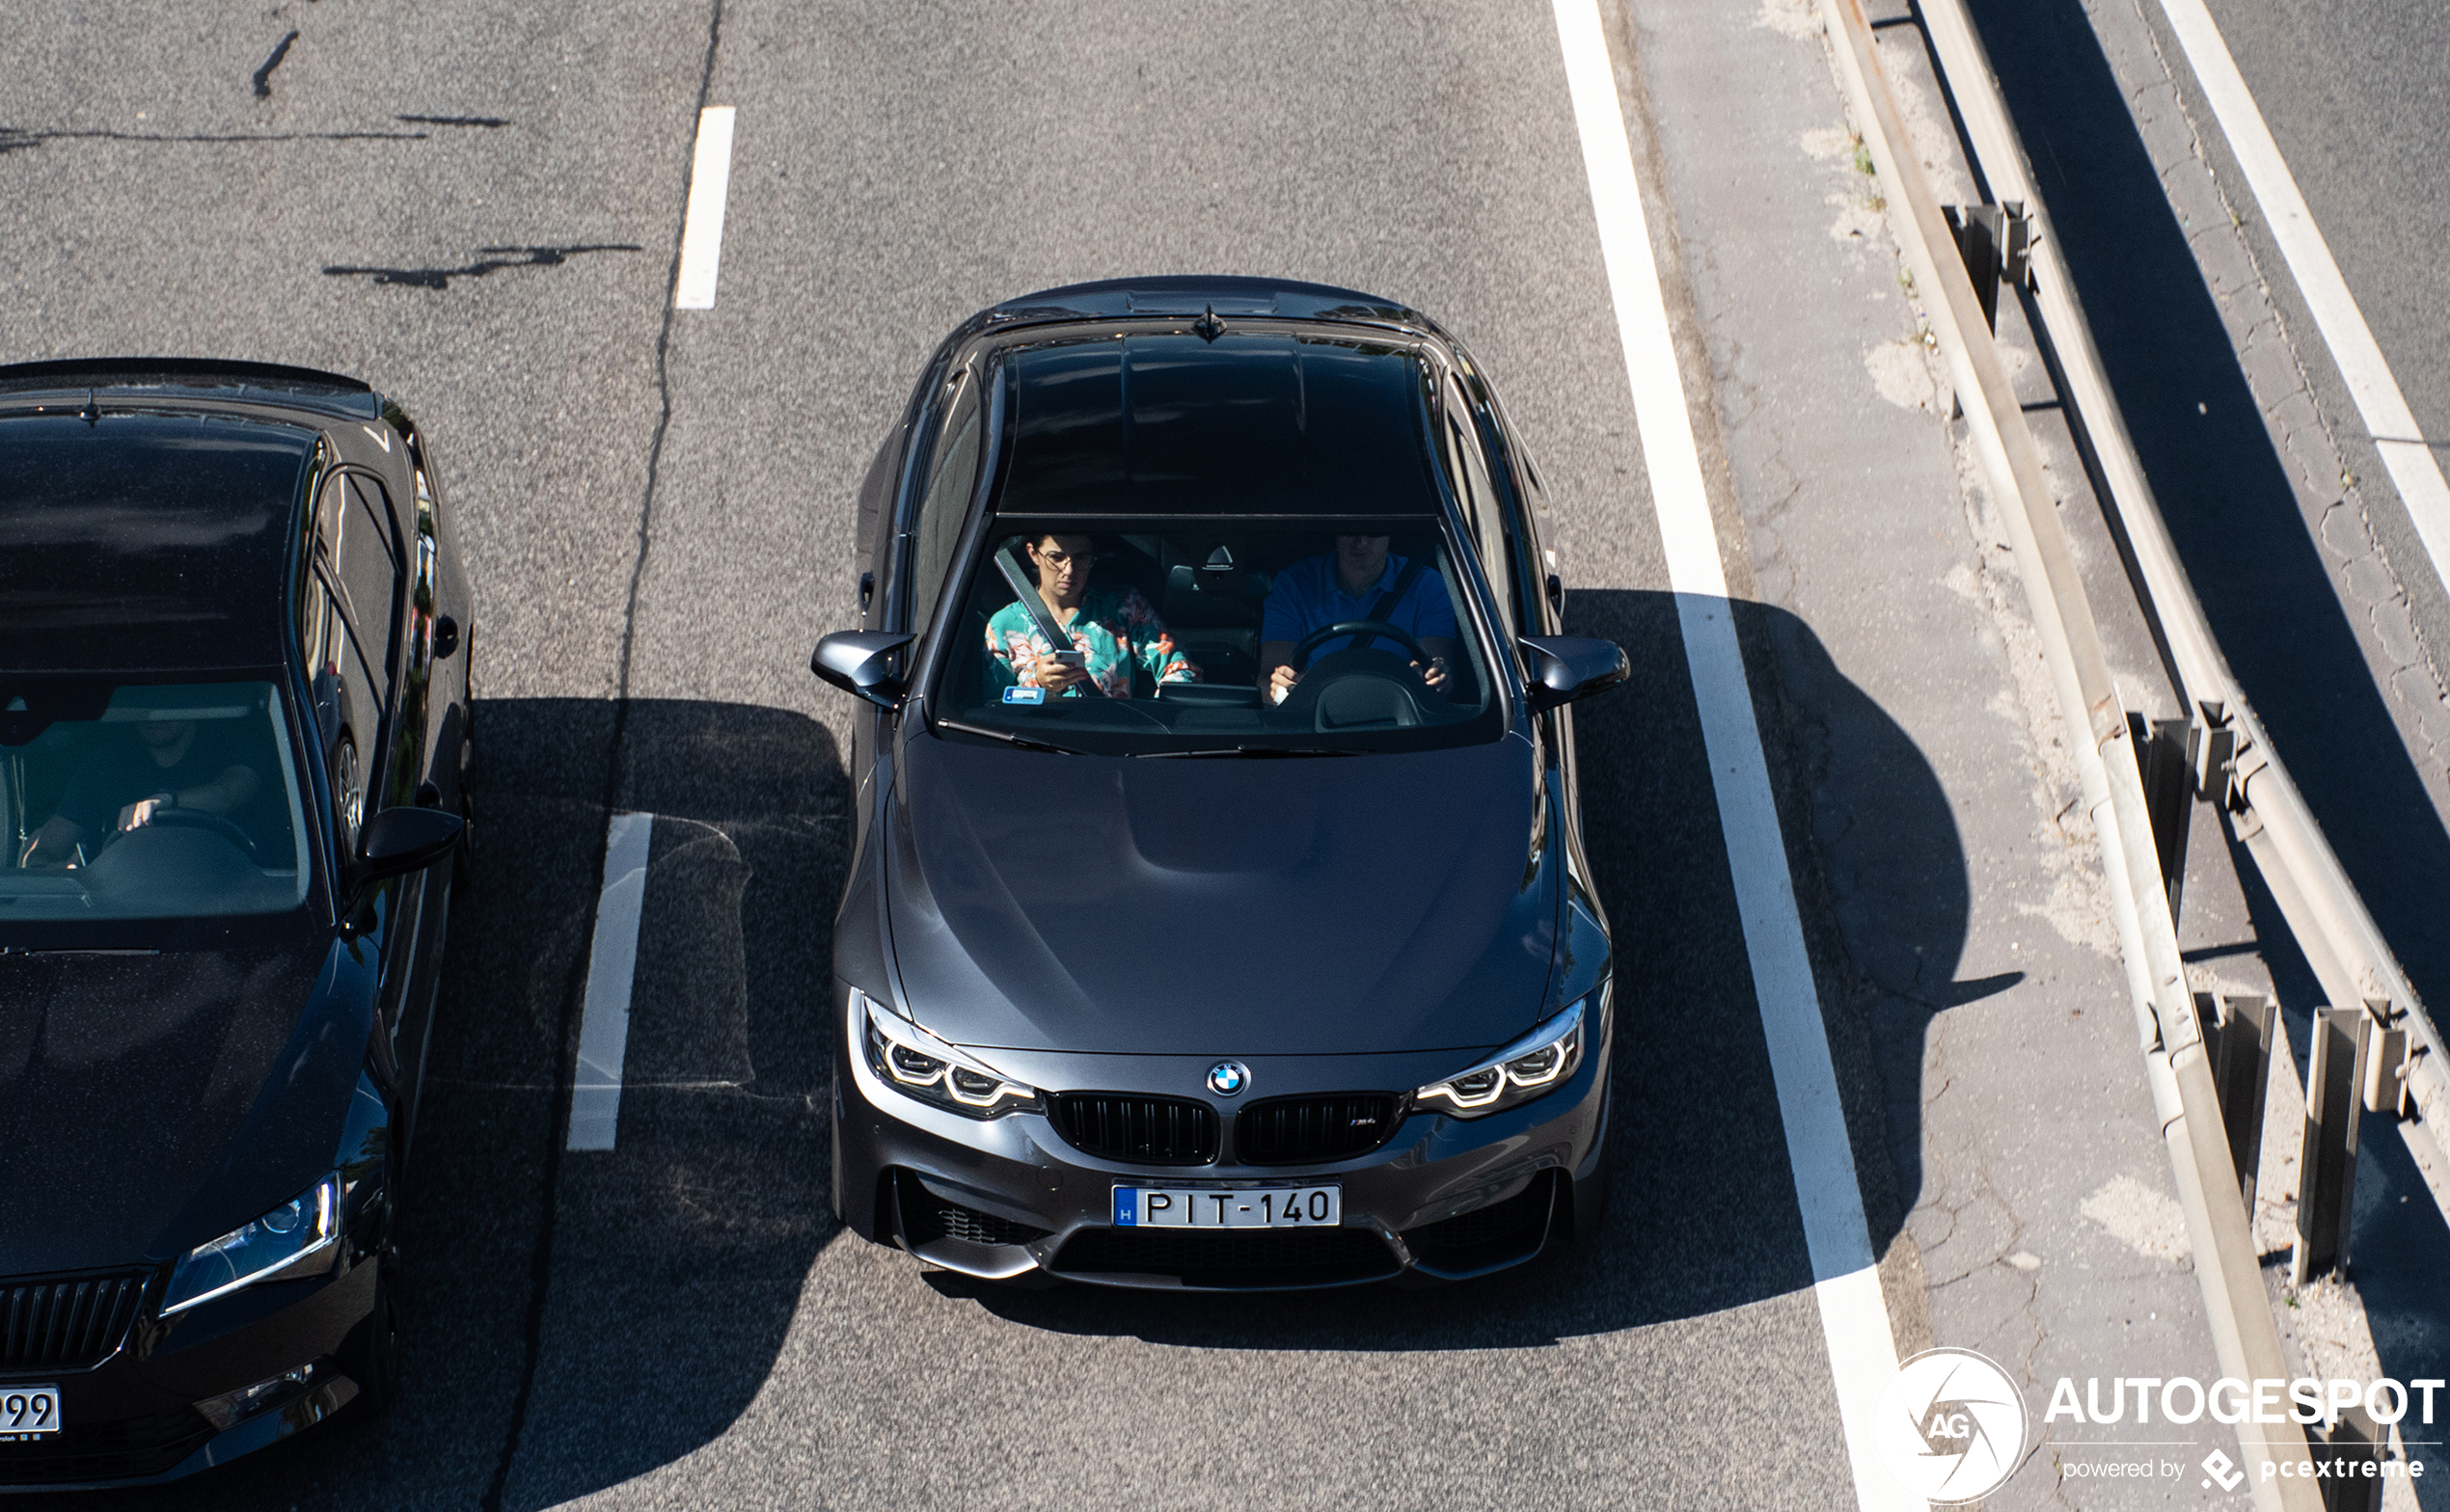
[{"xmin": 1261, "ymin": 553, "xmax": 1460, "ymax": 660}]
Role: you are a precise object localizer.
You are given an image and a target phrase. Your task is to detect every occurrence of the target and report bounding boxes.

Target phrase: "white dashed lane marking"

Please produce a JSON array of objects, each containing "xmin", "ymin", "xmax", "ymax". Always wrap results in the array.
[
  {"xmin": 674, "ymin": 105, "xmax": 736, "ymax": 310},
  {"xmin": 568, "ymin": 811, "xmax": 654, "ymax": 1150}
]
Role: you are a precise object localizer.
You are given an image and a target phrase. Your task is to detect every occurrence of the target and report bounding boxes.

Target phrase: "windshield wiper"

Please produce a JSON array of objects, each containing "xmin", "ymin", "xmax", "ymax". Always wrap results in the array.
[
  {"xmin": 1135, "ymin": 745, "xmax": 1360, "ymax": 759},
  {"xmin": 933, "ymin": 717, "xmax": 1090, "ymax": 756}
]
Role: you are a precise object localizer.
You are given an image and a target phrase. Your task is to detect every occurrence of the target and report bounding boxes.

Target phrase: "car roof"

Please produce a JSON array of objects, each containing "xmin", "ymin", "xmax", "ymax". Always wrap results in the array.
[
  {"xmin": 0, "ymin": 357, "xmax": 378, "ymax": 423},
  {"xmin": 993, "ymin": 328, "xmax": 1443, "ymax": 521},
  {"xmin": 0, "ymin": 408, "xmax": 319, "ymax": 673}
]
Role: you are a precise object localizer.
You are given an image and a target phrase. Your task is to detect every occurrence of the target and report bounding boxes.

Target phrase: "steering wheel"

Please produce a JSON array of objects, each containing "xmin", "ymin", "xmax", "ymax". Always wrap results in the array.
[
  {"xmin": 1290, "ymin": 619, "xmax": 1427, "ymax": 672},
  {"xmin": 147, "ymin": 808, "xmax": 265, "ymax": 866}
]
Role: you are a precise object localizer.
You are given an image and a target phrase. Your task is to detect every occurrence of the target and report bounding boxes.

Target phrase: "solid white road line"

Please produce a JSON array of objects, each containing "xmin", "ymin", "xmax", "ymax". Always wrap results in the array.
[
  {"xmin": 673, "ymin": 105, "xmax": 737, "ymax": 310},
  {"xmin": 568, "ymin": 811, "xmax": 655, "ymax": 1150},
  {"xmin": 2156, "ymin": 0, "xmax": 2450, "ymax": 593},
  {"xmin": 1548, "ymin": 3, "xmax": 1909, "ymax": 1506}
]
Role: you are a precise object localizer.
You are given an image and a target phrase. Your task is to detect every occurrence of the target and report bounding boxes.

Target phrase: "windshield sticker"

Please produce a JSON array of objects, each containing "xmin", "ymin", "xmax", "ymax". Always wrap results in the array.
[{"xmin": 1002, "ymin": 686, "xmax": 1047, "ymax": 705}]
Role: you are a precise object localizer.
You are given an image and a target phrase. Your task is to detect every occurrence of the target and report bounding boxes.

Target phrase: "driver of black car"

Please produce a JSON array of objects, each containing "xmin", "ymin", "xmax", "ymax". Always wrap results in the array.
[
  {"xmin": 20, "ymin": 715, "xmax": 262, "ymax": 868},
  {"xmin": 1259, "ymin": 533, "xmax": 1460, "ymax": 705}
]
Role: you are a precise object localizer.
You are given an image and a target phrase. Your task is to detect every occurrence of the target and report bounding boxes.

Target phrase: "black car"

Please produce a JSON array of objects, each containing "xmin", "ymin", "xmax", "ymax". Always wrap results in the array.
[
  {"xmin": 0, "ymin": 360, "xmax": 471, "ymax": 1487},
  {"xmin": 812, "ymin": 278, "xmax": 1629, "ymax": 1289}
]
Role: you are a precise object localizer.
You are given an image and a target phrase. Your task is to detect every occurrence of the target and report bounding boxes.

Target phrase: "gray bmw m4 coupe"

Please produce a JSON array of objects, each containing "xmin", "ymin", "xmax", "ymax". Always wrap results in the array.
[{"xmin": 811, "ymin": 278, "xmax": 1629, "ymax": 1289}]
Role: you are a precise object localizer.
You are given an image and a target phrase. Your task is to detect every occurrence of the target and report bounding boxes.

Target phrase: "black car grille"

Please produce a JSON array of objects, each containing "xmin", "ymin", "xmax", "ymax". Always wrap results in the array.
[
  {"xmin": 0, "ymin": 1407, "xmax": 214, "ymax": 1486},
  {"xmin": 1048, "ymin": 1093, "xmax": 1219, "ymax": 1166},
  {"xmin": 1236, "ymin": 1093, "xmax": 1402, "ymax": 1165},
  {"xmin": 900, "ymin": 1181, "xmax": 1049, "ymax": 1249},
  {"xmin": 1402, "ymin": 1173, "xmax": 1557, "ymax": 1273},
  {"xmin": 1053, "ymin": 1226, "xmax": 1398, "ymax": 1287},
  {"xmin": 1, "ymin": 1271, "xmax": 149, "ymax": 1373}
]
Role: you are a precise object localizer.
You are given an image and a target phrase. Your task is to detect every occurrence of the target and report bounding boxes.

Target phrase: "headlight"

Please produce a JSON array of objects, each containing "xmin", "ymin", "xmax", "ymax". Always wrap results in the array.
[
  {"xmin": 162, "ymin": 1174, "xmax": 340, "ymax": 1315},
  {"xmin": 1414, "ymin": 992, "xmax": 1594, "ymax": 1119},
  {"xmin": 858, "ymin": 989, "xmax": 1040, "ymax": 1120}
]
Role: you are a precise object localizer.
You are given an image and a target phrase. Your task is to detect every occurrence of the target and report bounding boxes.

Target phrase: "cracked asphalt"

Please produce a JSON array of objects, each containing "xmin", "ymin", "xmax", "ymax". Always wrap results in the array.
[{"xmin": 7, "ymin": 0, "xmax": 2445, "ymax": 1508}]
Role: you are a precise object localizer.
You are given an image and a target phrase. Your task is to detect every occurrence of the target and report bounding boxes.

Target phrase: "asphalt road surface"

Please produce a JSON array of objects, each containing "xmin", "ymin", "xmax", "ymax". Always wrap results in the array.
[
  {"xmin": 15, "ymin": 2, "xmax": 2441, "ymax": 1508},
  {"xmin": 6, "ymin": 3, "xmax": 1879, "ymax": 1507}
]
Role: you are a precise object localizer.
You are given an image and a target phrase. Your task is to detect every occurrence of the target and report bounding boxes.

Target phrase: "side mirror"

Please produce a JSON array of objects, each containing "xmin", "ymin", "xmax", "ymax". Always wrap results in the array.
[
  {"xmin": 356, "ymin": 805, "xmax": 464, "ymax": 883},
  {"xmin": 811, "ymin": 631, "xmax": 914, "ymax": 710},
  {"xmin": 1519, "ymin": 635, "xmax": 1630, "ymax": 712}
]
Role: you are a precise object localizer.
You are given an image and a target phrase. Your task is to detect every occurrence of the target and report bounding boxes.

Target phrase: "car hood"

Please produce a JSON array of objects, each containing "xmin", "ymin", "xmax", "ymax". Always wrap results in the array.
[
  {"xmin": 0, "ymin": 933, "xmax": 371, "ymax": 1275},
  {"xmin": 885, "ymin": 731, "xmax": 1558, "ymax": 1056}
]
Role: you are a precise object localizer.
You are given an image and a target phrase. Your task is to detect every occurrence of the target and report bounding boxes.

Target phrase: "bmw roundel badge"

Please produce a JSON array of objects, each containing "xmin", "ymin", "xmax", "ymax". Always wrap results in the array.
[{"xmin": 1206, "ymin": 1061, "xmax": 1250, "ymax": 1096}]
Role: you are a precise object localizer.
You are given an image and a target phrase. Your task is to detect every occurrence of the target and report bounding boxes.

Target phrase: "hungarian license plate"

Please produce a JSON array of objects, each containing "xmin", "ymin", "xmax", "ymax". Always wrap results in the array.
[
  {"xmin": 0, "ymin": 1385, "xmax": 60, "ymax": 1441},
  {"xmin": 1113, "ymin": 1185, "xmax": 1339, "ymax": 1228}
]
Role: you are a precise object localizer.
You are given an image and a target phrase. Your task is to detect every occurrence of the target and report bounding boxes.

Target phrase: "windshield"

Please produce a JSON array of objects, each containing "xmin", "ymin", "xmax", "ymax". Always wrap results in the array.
[
  {"xmin": 928, "ymin": 519, "xmax": 1508, "ymax": 756},
  {"xmin": 1, "ymin": 681, "xmax": 313, "ymax": 920}
]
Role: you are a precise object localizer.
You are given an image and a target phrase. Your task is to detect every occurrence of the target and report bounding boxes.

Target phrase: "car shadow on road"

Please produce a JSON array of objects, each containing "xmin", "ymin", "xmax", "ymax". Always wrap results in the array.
[
  {"xmin": 131, "ymin": 697, "xmax": 849, "ymax": 1512},
  {"xmin": 958, "ymin": 590, "xmax": 1974, "ymax": 1352}
]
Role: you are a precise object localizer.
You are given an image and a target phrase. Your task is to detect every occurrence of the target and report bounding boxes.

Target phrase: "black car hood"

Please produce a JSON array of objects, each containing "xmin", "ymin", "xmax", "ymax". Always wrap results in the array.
[
  {"xmin": 0, "ymin": 932, "xmax": 371, "ymax": 1275},
  {"xmin": 886, "ymin": 732, "xmax": 1557, "ymax": 1056}
]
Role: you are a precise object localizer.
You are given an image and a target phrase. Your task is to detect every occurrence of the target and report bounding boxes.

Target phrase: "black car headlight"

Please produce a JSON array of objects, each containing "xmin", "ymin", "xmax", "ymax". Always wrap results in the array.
[
  {"xmin": 162, "ymin": 1174, "xmax": 340, "ymax": 1316},
  {"xmin": 857, "ymin": 989, "xmax": 1041, "ymax": 1120},
  {"xmin": 1414, "ymin": 992, "xmax": 1595, "ymax": 1119}
]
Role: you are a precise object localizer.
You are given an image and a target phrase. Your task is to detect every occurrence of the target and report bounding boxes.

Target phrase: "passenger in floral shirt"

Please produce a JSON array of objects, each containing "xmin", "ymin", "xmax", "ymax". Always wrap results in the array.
[{"xmin": 984, "ymin": 534, "xmax": 1200, "ymax": 698}]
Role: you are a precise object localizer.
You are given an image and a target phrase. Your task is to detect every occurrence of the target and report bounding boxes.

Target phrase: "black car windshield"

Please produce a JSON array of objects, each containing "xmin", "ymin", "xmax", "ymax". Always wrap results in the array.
[
  {"xmin": 928, "ymin": 520, "xmax": 1508, "ymax": 756},
  {"xmin": 2, "ymin": 681, "xmax": 313, "ymax": 920}
]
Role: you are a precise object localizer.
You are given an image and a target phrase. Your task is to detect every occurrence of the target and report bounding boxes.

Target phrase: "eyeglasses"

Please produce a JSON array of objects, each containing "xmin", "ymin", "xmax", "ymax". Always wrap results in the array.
[{"xmin": 1037, "ymin": 550, "xmax": 1097, "ymax": 569}]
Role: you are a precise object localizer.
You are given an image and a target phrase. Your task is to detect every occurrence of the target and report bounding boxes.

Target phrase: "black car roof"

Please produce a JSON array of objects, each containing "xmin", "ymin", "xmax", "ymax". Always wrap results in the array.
[
  {"xmin": 984, "ymin": 275, "xmax": 1428, "ymax": 333},
  {"xmin": 0, "ymin": 409, "xmax": 319, "ymax": 673},
  {"xmin": 0, "ymin": 357, "xmax": 378, "ymax": 423},
  {"xmin": 993, "ymin": 328, "xmax": 1442, "ymax": 520}
]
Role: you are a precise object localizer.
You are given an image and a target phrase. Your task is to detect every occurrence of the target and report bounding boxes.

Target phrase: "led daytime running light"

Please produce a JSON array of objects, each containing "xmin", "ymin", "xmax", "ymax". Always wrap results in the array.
[
  {"xmin": 858, "ymin": 990, "xmax": 1039, "ymax": 1118},
  {"xmin": 1415, "ymin": 997, "xmax": 1590, "ymax": 1118}
]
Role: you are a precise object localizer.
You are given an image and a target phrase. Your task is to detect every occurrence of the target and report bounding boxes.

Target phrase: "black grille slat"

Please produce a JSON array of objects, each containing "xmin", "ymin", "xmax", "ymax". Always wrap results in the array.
[
  {"xmin": 1054, "ymin": 1225, "xmax": 1397, "ymax": 1286},
  {"xmin": 1048, "ymin": 1093, "xmax": 1219, "ymax": 1166},
  {"xmin": 1236, "ymin": 1093, "xmax": 1401, "ymax": 1165},
  {"xmin": 0, "ymin": 1272, "xmax": 146, "ymax": 1373}
]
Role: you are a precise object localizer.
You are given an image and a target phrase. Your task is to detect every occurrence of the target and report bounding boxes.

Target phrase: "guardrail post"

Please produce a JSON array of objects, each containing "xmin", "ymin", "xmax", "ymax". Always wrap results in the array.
[
  {"xmin": 2360, "ymin": 997, "xmax": 2409, "ymax": 1118},
  {"xmin": 2307, "ymin": 1402, "xmax": 2385, "ymax": 1512},
  {"xmin": 2202, "ymin": 991, "xmax": 2275, "ymax": 1210},
  {"xmin": 2142, "ymin": 715, "xmax": 2197, "ymax": 923},
  {"xmin": 1942, "ymin": 203, "xmax": 2003, "ymax": 329},
  {"xmin": 2294, "ymin": 1007, "xmax": 2371, "ymax": 1283}
]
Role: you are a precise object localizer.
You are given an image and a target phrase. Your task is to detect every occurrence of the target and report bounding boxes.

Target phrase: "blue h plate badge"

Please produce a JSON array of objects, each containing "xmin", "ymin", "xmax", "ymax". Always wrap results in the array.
[{"xmin": 1112, "ymin": 1188, "xmax": 1137, "ymax": 1226}]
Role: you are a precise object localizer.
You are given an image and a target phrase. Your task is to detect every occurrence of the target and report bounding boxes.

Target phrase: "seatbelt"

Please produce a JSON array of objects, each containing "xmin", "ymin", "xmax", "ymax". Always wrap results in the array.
[
  {"xmin": 993, "ymin": 543, "xmax": 1105, "ymax": 696},
  {"xmin": 1343, "ymin": 557, "xmax": 1428, "ymax": 656}
]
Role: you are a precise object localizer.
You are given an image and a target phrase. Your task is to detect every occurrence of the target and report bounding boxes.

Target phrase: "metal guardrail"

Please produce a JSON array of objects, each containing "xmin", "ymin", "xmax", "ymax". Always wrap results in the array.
[
  {"xmin": 1910, "ymin": 0, "xmax": 2446, "ymax": 1166},
  {"xmin": 1815, "ymin": 0, "xmax": 2328, "ymax": 1503}
]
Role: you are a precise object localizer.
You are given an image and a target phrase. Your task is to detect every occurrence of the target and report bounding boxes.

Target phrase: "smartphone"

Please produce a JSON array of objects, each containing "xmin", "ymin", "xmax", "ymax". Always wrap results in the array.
[{"xmin": 1049, "ymin": 650, "xmax": 1086, "ymax": 667}]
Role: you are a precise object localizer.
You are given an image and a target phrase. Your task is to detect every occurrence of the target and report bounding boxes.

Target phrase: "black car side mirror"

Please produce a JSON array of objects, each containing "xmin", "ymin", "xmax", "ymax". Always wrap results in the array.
[
  {"xmin": 356, "ymin": 805, "xmax": 465, "ymax": 883},
  {"xmin": 811, "ymin": 631, "xmax": 914, "ymax": 710},
  {"xmin": 1519, "ymin": 635, "xmax": 1631, "ymax": 712}
]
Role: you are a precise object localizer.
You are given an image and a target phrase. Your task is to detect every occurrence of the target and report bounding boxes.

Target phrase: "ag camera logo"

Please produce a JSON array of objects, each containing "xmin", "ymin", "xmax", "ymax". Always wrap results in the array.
[{"xmin": 1876, "ymin": 1348, "xmax": 2028, "ymax": 1503}]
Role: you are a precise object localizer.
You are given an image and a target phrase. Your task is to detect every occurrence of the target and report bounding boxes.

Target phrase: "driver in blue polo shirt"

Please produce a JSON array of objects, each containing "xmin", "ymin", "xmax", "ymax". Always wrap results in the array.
[{"xmin": 1260, "ymin": 533, "xmax": 1462, "ymax": 705}]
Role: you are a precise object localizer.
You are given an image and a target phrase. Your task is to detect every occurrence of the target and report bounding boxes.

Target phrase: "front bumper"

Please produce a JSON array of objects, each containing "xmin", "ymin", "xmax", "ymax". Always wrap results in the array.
[
  {"xmin": 833, "ymin": 991, "xmax": 1614, "ymax": 1290},
  {"xmin": 0, "ymin": 1250, "xmax": 373, "ymax": 1491}
]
